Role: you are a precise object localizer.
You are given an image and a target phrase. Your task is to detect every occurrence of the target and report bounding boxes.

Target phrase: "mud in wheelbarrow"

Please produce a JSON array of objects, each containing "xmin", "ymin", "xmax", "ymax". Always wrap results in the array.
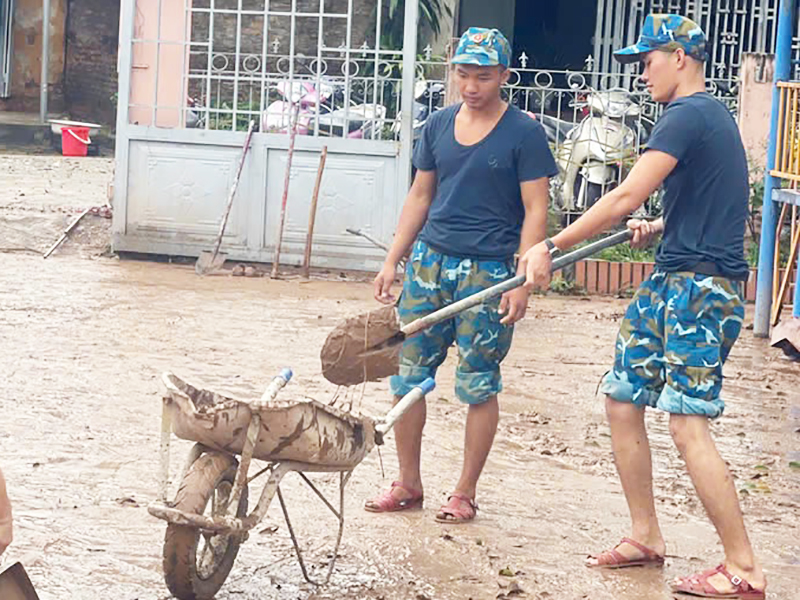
[{"xmin": 148, "ymin": 369, "xmax": 433, "ymax": 600}]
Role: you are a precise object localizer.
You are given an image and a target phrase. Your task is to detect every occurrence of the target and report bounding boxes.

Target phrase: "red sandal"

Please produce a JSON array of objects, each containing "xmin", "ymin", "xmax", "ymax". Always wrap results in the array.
[
  {"xmin": 671, "ymin": 564, "xmax": 765, "ymax": 599},
  {"xmin": 364, "ymin": 481, "xmax": 423, "ymax": 513},
  {"xmin": 435, "ymin": 493, "xmax": 478, "ymax": 524},
  {"xmin": 587, "ymin": 537, "xmax": 665, "ymax": 569}
]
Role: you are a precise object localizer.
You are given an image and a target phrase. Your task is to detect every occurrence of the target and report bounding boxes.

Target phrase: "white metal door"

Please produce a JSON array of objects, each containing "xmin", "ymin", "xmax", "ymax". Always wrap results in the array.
[{"xmin": 0, "ymin": 0, "xmax": 14, "ymax": 98}]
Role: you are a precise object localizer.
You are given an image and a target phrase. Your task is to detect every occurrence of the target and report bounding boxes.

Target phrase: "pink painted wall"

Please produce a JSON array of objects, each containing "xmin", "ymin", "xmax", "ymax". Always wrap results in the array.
[
  {"xmin": 738, "ymin": 53, "xmax": 774, "ymax": 172},
  {"xmin": 128, "ymin": 0, "xmax": 190, "ymax": 127}
]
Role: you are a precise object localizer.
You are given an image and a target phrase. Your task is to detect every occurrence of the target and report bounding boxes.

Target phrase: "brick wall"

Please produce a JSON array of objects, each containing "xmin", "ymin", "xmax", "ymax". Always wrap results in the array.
[
  {"xmin": 64, "ymin": 0, "xmax": 121, "ymax": 126},
  {"xmin": 572, "ymin": 260, "xmax": 778, "ymax": 304},
  {"xmin": 190, "ymin": 0, "xmax": 378, "ymax": 65},
  {"xmin": 0, "ymin": 0, "xmax": 67, "ymax": 114}
]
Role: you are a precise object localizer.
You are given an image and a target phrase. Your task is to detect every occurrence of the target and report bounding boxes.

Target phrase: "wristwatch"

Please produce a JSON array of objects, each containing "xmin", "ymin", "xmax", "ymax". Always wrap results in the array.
[{"xmin": 544, "ymin": 237, "xmax": 561, "ymax": 257}]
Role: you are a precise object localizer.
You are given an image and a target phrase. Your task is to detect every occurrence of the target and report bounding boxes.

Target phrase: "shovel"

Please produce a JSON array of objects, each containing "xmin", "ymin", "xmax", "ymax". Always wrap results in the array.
[
  {"xmin": 320, "ymin": 229, "xmax": 633, "ymax": 386},
  {"xmin": 195, "ymin": 120, "xmax": 256, "ymax": 275},
  {"xmin": 0, "ymin": 562, "xmax": 40, "ymax": 600}
]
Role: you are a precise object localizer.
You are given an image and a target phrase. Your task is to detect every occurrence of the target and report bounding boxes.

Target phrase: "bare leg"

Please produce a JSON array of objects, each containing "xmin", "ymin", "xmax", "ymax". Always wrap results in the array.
[
  {"xmin": 0, "ymin": 468, "xmax": 12, "ymax": 555},
  {"xmin": 365, "ymin": 394, "xmax": 426, "ymax": 507},
  {"xmin": 669, "ymin": 414, "xmax": 765, "ymax": 591},
  {"xmin": 587, "ymin": 397, "xmax": 665, "ymax": 565},
  {"xmin": 453, "ymin": 396, "xmax": 499, "ymax": 499}
]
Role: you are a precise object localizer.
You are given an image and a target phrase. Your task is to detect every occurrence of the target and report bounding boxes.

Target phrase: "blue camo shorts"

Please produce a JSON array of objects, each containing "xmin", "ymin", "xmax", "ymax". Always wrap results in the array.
[
  {"xmin": 599, "ymin": 270, "xmax": 745, "ymax": 418},
  {"xmin": 389, "ymin": 240, "xmax": 515, "ymax": 404}
]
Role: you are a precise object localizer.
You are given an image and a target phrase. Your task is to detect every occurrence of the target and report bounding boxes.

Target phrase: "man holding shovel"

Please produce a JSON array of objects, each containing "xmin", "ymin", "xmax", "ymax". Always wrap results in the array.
[
  {"xmin": 521, "ymin": 14, "xmax": 765, "ymax": 598},
  {"xmin": 364, "ymin": 27, "xmax": 557, "ymax": 523}
]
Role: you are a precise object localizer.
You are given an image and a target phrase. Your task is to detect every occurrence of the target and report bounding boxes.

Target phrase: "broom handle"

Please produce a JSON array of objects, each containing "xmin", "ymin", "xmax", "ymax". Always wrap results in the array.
[
  {"xmin": 401, "ymin": 230, "xmax": 634, "ymax": 337},
  {"xmin": 271, "ymin": 104, "xmax": 301, "ymax": 278}
]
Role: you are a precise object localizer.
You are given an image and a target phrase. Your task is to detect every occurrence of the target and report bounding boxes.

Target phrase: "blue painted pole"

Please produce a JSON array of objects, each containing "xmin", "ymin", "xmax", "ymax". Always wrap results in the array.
[{"xmin": 754, "ymin": 0, "xmax": 796, "ymax": 337}]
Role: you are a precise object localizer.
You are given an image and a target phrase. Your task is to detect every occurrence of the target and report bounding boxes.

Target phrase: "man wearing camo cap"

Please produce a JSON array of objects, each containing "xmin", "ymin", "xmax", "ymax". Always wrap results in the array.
[
  {"xmin": 364, "ymin": 27, "xmax": 557, "ymax": 523},
  {"xmin": 521, "ymin": 14, "xmax": 766, "ymax": 598}
]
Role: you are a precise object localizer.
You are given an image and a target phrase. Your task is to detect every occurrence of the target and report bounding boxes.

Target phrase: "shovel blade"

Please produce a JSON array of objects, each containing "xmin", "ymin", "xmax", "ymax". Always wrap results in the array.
[
  {"xmin": 320, "ymin": 305, "xmax": 402, "ymax": 386},
  {"xmin": 0, "ymin": 562, "xmax": 41, "ymax": 600},
  {"xmin": 771, "ymin": 318, "xmax": 800, "ymax": 359},
  {"xmin": 195, "ymin": 251, "xmax": 228, "ymax": 275}
]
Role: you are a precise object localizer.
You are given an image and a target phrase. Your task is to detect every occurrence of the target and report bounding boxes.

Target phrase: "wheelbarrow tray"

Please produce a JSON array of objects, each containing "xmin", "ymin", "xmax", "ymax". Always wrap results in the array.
[{"xmin": 162, "ymin": 373, "xmax": 376, "ymax": 469}]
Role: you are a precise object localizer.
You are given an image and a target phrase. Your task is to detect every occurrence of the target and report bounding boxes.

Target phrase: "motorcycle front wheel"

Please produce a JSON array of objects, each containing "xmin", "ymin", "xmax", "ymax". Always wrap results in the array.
[{"xmin": 573, "ymin": 173, "xmax": 614, "ymax": 211}]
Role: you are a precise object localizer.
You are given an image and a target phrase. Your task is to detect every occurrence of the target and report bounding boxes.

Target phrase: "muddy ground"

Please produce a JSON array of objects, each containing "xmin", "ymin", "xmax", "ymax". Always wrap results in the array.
[{"xmin": 0, "ymin": 153, "xmax": 799, "ymax": 600}]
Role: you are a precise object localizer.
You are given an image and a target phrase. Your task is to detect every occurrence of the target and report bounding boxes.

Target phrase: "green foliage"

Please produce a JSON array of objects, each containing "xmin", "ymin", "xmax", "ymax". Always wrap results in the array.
[
  {"xmin": 594, "ymin": 243, "xmax": 655, "ymax": 263},
  {"xmin": 548, "ymin": 275, "xmax": 586, "ymax": 296},
  {"xmin": 377, "ymin": 0, "xmax": 453, "ymax": 51}
]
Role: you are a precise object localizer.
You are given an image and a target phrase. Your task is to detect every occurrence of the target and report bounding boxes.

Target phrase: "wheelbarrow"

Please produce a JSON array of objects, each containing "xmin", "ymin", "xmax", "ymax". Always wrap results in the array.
[{"xmin": 148, "ymin": 368, "xmax": 434, "ymax": 600}]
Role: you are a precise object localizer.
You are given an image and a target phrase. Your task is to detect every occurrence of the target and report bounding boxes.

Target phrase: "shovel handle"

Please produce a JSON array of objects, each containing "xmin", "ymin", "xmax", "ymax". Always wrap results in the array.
[
  {"xmin": 211, "ymin": 120, "xmax": 256, "ymax": 259},
  {"xmin": 375, "ymin": 378, "xmax": 435, "ymax": 443},
  {"xmin": 401, "ymin": 229, "xmax": 634, "ymax": 337}
]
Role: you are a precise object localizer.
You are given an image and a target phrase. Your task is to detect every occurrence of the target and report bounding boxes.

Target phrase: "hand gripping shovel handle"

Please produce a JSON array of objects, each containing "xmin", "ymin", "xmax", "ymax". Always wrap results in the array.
[{"xmin": 401, "ymin": 229, "xmax": 634, "ymax": 338}]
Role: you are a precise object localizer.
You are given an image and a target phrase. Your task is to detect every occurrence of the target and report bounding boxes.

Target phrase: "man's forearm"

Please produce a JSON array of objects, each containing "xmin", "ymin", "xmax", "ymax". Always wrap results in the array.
[
  {"xmin": 552, "ymin": 187, "xmax": 641, "ymax": 252},
  {"xmin": 517, "ymin": 205, "xmax": 548, "ymax": 273},
  {"xmin": 385, "ymin": 195, "xmax": 431, "ymax": 265}
]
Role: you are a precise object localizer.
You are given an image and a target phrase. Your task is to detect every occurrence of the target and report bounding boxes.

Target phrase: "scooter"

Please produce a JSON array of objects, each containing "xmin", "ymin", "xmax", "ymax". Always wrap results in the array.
[
  {"xmin": 261, "ymin": 80, "xmax": 335, "ymax": 134},
  {"xmin": 539, "ymin": 89, "xmax": 652, "ymax": 221},
  {"xmin": 391, "ymin": 79, "xmax": 445, "ymax": 144},
  {"xmin": 262, "ymin": 80, "xmax": 388, "ymax": 139}
]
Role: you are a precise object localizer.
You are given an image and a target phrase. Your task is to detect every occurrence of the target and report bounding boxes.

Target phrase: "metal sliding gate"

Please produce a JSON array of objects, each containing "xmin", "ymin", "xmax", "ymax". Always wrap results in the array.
[
  {"xmin": 593, "ymin": 0, "xmax": 780, "ymax": 81},
  {"xmin": 113, "ymin": 0, "xmax": 419, "ymax": 272}
]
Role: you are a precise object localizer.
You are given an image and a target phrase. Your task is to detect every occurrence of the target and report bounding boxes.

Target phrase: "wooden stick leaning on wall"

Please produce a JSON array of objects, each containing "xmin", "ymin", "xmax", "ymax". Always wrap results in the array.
[{"xmin": 302, "ymin": 146, "xmax": 328, "ymax": 279}]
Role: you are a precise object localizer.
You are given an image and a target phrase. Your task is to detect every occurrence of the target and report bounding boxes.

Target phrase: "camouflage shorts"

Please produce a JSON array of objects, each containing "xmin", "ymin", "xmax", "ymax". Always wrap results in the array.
[
  {"xmin": 600, "ymin": 271, "xmax": 744, "ymax": 418},
  {"xmin": 389, "ymin": 240, "xmax": 515, "ymax": 404}
]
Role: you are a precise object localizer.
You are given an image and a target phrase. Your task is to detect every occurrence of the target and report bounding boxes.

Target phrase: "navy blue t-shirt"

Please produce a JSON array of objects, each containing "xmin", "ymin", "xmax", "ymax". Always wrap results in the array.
[
  {"xmin": 646, "ymin": 93, "xmax": 750, "ymax": 280},
  {"xmin": 414, "ymin": 104, "xmax": 558, "ymax": 260}
]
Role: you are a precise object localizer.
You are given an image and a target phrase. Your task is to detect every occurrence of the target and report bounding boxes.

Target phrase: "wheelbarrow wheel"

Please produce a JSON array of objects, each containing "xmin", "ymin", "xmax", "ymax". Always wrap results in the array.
[{"xmin": 163, "ymin": 452, "xmax": 249, "ymax": 600}]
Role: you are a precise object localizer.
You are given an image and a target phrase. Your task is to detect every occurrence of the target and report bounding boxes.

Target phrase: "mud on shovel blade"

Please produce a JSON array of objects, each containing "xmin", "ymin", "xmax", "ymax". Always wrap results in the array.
[
  {"xmin": 196, "ymin": 120, "xmax": 256, "ymax": 275},
  {"xmin": 0, "ymin": 562, "xmax": 40, "ymax": 600},
  {"xmin": 320, "ymin": 229, "xmax": 633, "ymax": 386}
]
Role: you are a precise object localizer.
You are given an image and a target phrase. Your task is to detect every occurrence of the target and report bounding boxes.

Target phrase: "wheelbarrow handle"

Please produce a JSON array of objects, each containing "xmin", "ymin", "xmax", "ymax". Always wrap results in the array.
[
  {"xmin": 401, "ymin": 229, "xmax": 634, "ymax": 338},
  {"xmin": 375, "ymin": 378, "xmax": 435, "ymax": 443},
  {"xmin": 257, "ymin": 367, "xmax": 293, "ymax": 406}
]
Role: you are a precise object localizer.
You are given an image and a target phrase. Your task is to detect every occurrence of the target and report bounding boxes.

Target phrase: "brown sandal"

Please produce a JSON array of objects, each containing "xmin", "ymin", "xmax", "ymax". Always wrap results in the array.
[
  {"xmin": 364, "ymin": 481, "xmax": 423, "ymax": 513},
  {"xmin": 435, "ymin": 493, "xmax": 477, "ymax": 524},
  {"xmin": 587, "ymin": 537, "xmax": 665, "ymax": 569},
  {"xmin": 671, "ymin": 564, "xmax": 765, "ymax": 599}
]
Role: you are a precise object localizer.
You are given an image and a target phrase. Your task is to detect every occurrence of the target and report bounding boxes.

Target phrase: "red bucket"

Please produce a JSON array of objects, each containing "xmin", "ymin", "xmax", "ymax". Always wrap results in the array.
[{"xmin": 61, "ymin": 126, "xmax": 91, "ymax": 157}]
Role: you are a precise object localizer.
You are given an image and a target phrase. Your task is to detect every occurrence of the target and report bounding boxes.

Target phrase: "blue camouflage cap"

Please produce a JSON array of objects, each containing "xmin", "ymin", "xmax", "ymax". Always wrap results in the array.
[
  {"xmin": 614, "ymin": 14, "xmax": 707, "ymax": 64},
  {"xmin": 451, "ymin": 27, "xmax": 511, "ymax": 68}
]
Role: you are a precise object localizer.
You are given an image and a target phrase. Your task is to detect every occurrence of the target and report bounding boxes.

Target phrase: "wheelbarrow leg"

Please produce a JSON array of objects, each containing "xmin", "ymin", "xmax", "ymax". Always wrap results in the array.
[
  {"xmin": 324, "ymin": 471, "xmax": 352, "ymax": 584},
  {"xmin": 158, "ymin": 398, "xmax": 172, "ymax": 504},
  {"xmin": 279, "ymin": 470, "xmax": 353, "ymax": 586},
  {"xmin": 240, "ymin": 462, "xmax": 293, "ymax": 529},
  {"xmin": 228, "ymin": 368, "xmax": 293, "ymax": 514},
  {"xmin": 227, "ymin": 413, "xmax": 260, "ymax": 514}
]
